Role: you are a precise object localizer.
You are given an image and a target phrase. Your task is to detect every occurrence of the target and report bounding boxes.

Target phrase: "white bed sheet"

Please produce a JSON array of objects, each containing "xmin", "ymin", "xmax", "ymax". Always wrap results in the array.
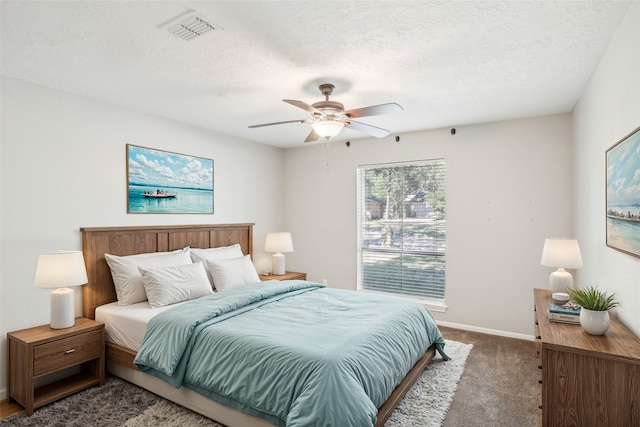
[{"xmin": 95, "ymin": 300, "xmax": 186, "ymax": 351}]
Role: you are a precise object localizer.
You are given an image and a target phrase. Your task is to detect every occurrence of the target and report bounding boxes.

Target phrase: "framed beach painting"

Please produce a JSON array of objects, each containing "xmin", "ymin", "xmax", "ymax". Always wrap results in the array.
[
  {"xmin": 127, "ymin": 144, "xmax": 214, "ymax": 214},
  {"xmin": 606, "ymin": 126, "xmax": 640, "ymax": 258}
]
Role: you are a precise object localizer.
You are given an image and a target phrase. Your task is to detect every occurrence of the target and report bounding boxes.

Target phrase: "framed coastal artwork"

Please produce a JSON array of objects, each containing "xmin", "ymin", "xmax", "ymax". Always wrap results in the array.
[
  {"xmin": 126, "ymin": 144, "xmax": 214, "ymax": 214},
  {"xmin": 606, "ymin": 126, "xmax": 640, "ymax": 258}
]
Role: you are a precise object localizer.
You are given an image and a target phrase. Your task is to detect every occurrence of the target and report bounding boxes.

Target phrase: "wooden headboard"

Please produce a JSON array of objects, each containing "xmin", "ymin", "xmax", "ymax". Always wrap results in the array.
[{"xmin": 81, "ymin": 223, "xmax": 254, "ymax": 319}]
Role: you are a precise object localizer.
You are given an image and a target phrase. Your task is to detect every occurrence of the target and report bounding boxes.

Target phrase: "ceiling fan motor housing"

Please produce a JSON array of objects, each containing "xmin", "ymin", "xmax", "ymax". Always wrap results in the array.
[
  {"xmin": 313, "ymin": 84, "xmax": 344, "ymax": 117},
  {"xmin": 312, "ymin": 100, "xmax": 345, "ymax": 117}
]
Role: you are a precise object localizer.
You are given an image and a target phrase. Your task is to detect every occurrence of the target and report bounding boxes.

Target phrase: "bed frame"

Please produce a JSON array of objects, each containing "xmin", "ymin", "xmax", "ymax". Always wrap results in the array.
[{"xmin": 81, "ymin": 223, "xmax": 436, "ymax": 427}]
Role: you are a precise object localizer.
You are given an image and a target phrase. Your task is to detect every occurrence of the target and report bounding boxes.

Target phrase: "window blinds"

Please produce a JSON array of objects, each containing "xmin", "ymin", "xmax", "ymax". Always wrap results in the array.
[{"xmin": 357, "ymin": 160, "xmax": 446, "ymax": 301}]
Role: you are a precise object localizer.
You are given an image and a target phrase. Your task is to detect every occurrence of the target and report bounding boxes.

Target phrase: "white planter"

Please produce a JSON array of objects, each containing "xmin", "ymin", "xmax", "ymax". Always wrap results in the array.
[{"xmin": 579, "ymin": 308, "xmax": 610, "ymax": 335}]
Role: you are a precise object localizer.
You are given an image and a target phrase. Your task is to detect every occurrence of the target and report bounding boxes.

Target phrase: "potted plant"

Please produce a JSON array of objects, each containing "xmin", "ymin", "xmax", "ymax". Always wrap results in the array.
[{"xmin": 567, "ymin": 286, "xmax": 620, "ymax": 335}]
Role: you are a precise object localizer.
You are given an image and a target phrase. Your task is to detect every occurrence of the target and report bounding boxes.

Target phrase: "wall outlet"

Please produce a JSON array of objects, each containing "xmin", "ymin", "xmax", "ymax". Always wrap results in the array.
[{"xmin": 322, "ymin": 279, "xmax": 328, "ymax": 285}]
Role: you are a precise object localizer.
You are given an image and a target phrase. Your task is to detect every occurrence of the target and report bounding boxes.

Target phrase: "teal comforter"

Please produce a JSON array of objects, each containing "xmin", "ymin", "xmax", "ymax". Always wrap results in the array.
[{"xmin": 134, "ymin": 281, "xmax": 448, "ymax": 427}]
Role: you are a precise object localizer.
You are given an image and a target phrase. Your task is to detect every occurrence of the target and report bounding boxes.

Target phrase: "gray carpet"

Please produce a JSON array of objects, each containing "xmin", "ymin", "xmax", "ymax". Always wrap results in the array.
[
  {"xmin": 439, "ymin": 327, "xmax": 540, "ymax": 427},
  {"xmin": 2, "ymin": 340, "xmax": 471, "ymax": 427}
]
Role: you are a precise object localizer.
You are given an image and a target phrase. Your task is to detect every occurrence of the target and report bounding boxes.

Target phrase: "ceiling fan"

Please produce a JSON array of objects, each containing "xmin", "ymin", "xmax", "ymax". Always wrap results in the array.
[{"xmin": 249, "ymin": 84, "xmax": 403, "ymax": 143}]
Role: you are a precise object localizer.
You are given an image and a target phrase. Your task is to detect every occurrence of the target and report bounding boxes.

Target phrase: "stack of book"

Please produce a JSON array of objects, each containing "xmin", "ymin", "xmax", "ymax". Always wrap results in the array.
[{"xmin": 548, "ymin": 303, "xmax": 581, "ymax": 324}]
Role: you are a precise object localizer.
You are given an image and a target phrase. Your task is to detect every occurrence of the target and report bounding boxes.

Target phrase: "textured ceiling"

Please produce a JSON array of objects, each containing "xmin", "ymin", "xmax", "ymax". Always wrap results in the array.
[{"xmin": 0, "ymin": 1, "xmax": 632, "ymax": 148}]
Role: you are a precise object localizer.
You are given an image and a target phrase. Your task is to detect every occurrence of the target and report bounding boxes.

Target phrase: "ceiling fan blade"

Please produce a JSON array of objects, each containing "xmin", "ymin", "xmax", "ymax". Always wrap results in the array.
[
  {"xmin": 345, "ymin": 120, "xmax": 390, "ymax": 138},
  {"xmin": 248, "ymin": 119, "xmax": 306, "ymax": 128},
  {"xmin": 283, "ymin": 99, "xmax": 324, "ymax": 116},
  {"xmin": 344, "ymin": 103, "xmax": 403, "ymax": 118},
  {"xmin": 304, "ymin": 129, "xmax": 321, "ymax": 143}
]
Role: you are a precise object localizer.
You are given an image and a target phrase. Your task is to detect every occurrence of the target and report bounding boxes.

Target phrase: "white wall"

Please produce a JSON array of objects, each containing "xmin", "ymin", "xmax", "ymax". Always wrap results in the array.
[
  {"xmin": 0, "ymin": 78, "xmax": 285, "ymax": 398},
  {"xmin": 573, "ymin": 2, "xmax": 640, "ymax": 336},
  {"xmin": 284, "ymin": 114, "xmax": 573, "ymax": 337}
]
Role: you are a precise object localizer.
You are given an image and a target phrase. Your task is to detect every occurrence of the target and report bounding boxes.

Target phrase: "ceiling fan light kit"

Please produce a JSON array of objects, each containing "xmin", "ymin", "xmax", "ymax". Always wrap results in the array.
[
  {"xmin": 311, "ymin": 120, "xmax": 345, "ymax": 139},
  {"xmin": 250, "ymin": 83, "xmax": 403, "ymax": 143}
]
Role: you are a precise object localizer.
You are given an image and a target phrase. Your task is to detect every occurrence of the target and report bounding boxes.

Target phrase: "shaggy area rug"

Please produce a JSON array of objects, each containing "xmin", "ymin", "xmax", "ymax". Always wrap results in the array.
[{"xmin": 2, "ymin": 340, "xmax": 472, "ymax": 427}]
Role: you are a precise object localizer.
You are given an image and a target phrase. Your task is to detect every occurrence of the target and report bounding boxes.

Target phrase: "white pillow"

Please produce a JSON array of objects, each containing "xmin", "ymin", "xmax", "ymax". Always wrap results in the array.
[
  {"xmin": 105, "ymin": 247, "xmax": 192, "ymax": 305},
  {"xmin": 205, "ymin": 255, "xmax": 260, "ymax": 291},
  {"xmin": 190, "ymin": 244, "xmax": 244, "ymax": 263},
  {"xmin": 138, "ymin": 262, "xmax": 213, "ymax": 308},
  {"xmin": 191, "ymin": 244, "xmax": 244, "ymax": 285}
]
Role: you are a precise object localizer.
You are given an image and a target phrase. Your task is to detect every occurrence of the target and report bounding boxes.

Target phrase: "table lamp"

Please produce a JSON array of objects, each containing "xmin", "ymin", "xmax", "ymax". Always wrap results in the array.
[
  {"xmin": 34, "ymin": 250, "xmax": 88, "ymax": 329},
  {"xmin": 540, "ymin": 238, "xmax": 583, "ymax": 293},
  {"xmin": 264, "ymin": 232, "xmax": 294, "ymax": 275}
]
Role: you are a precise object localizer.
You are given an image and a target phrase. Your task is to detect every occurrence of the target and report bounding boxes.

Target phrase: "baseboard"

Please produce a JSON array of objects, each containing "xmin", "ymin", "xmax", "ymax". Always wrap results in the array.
[
  {"xmin": 436, "ymin": 320, "xmax": 534, "ymax": 341},
  {"xmin": 0, "ymin": 388, "xmax": 7, "ymax": 401}
]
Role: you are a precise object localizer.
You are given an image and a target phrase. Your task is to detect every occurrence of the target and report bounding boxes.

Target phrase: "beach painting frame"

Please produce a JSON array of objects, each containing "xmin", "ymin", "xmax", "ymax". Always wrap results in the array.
[
  {"xmin": 606, "ymin": 126, "xmax": 640, "ymax": 258},
  {"xmin": 127, "ymin": 144, "xmax": 214, "ymax": 214}
]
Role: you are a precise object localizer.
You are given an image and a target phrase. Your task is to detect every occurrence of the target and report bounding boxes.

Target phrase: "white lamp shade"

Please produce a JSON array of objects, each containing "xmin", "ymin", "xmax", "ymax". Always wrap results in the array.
[
  {"xmin": 264, "ymin": 232, "xmax": 294, "ymax": 253},
  {"xmin": 311, "ymin": 120, "xmax": 345, "ymax": 139},
  {"xmin": 540, "ymin": 238, "xmax": 583, "ymax": 269},
  {"xmin": 34, "ymin": 251, "xmax": 88, "ymax": 288}
]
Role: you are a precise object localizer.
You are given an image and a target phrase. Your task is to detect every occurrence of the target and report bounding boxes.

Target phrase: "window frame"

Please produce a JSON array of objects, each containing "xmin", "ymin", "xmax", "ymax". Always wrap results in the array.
[{"xmin": 356, "ymin": 159, "xmax": 447, "ymax": 311}]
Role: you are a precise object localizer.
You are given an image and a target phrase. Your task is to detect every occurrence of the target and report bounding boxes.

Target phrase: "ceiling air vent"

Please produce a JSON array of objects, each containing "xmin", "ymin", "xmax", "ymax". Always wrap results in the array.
[{"xmin": 159, "ymin": 10, "xmax": 215, "ymax": 41}]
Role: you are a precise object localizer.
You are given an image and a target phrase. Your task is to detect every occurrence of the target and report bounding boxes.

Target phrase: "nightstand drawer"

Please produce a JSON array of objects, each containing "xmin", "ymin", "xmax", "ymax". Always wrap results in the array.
[
  {"xmin": 259, "ymin": 271, "xmax": 307, "ymax": 281},
  {"xmin": 34, "ymin": 330, "xmax": 102, "ymax": 376}
]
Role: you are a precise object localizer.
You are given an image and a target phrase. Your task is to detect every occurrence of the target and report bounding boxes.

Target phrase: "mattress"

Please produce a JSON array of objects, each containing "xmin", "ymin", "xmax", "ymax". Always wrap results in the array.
[{"xmin": 95, "ymin": 300, "xmax": 186, "ymax": 351}]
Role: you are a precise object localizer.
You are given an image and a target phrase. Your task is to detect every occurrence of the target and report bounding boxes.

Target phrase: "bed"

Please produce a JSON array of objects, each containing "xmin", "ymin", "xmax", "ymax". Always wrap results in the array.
[{"xmin": 81, "ymin": 223, "xmax": 446, "ymax": 427}]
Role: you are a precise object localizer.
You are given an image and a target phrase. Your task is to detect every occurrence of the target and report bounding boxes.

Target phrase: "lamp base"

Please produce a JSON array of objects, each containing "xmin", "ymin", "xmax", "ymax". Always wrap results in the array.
[
  {"xmin": 50, "ymin": 287, "xmax": 75, "ymax": 329},
  {"xmin": 272, "ymin": 253, "xmax": 285, "ymax": 276},
  {"xmin": 549, "ymin": 268, "xmax": 573, "ymax": 294}
]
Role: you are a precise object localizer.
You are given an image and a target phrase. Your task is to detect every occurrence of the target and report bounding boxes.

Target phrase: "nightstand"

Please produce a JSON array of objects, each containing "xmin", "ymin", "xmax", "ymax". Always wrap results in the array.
[
  {"xmin": 7, "ymin": 317, "xmax": 105, "ymax": 416},
  {"xmin": 259, "ymin": 271, "xmax": 307, "ymax": 281}
]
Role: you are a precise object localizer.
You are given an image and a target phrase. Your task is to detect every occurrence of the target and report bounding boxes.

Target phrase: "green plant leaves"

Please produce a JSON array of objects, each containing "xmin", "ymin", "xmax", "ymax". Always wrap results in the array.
[{"xmin": 567, "ymin": 286, "xmax": 620, "ymax": 311}]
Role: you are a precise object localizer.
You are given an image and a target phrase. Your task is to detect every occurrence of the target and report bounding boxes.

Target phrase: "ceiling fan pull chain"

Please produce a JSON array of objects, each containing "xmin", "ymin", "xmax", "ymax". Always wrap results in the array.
[{"xmin": 325, "ymin": 138, "xmax": 331, "ymax": 173}]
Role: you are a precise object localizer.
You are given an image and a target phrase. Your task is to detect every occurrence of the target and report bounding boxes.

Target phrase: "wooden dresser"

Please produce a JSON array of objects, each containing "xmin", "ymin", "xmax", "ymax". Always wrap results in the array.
[{"xmin": 533, "ymin": 288, "xmax": 640, "ymax": 426}]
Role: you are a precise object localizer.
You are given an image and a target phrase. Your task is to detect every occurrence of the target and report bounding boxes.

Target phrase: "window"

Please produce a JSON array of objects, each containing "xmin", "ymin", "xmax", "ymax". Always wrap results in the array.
[{"xmin": 357, "ymin": 160, "xmax": 446, "ymax": 302}]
